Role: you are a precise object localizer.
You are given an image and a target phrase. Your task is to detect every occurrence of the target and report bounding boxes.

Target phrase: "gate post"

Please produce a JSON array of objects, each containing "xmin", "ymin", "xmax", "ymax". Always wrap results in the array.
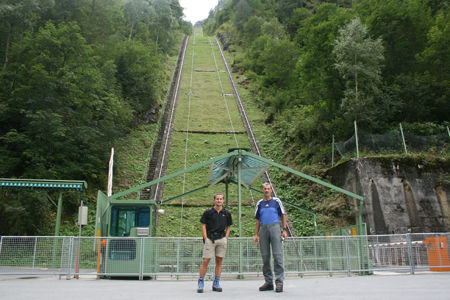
[
  {"xmin": 345, "ymin": 236, "xmax": 351, "ymax": 276},
  {"xmin": 66, "ymin": 236, "xmax": 74, "ymax": 280},
  {"xmin": 406, "ymin": 233, "xmax": 415, "ymax": 274}
]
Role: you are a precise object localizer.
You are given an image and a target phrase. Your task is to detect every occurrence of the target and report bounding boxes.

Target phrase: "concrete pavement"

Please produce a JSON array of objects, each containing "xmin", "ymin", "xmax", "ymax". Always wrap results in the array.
[{"xmin": 1, "ymin": 272, "xmax": 449, "ymax": 300}]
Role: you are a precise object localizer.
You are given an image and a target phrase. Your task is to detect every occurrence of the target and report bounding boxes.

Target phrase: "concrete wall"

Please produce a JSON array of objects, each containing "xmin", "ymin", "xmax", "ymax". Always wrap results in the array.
[{"xmin": 327, "ymin": 157, "xmax": 450, "ymax": 234}]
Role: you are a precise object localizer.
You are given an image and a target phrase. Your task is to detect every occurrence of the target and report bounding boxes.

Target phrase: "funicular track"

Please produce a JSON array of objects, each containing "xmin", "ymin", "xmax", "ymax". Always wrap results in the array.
[
  {"xmin": 141, "ymin": 30, "xmax": 295, "ymax": 235},
  {"xmin": 140, "ymin": 35, "xmax": 189, "ymax": 202},
  {"xmin": 214, "ymin": 38, "xmax": 295, "ymax": 235}
]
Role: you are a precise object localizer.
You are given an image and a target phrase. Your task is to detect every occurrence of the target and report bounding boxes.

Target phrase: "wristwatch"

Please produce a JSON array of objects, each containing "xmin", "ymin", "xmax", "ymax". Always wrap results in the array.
[{"xmin": 283, "ymin": 227, "xmax": 288, "ymax": 231}]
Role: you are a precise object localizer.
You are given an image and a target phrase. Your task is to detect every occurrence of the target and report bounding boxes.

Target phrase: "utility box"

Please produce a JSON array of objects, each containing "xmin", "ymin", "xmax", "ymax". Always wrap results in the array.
[
  {"xmin": 424, "ymin": 237, "xmax": 450, "ymax": 271},
  {"xmin": 78, "ymin": 205, "xmax": 88, "ymax": 226}
]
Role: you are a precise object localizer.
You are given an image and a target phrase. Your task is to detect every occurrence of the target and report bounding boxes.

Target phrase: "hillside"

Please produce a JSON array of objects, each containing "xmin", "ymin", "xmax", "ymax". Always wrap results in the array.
[{"xmin": 1, "ymin": 0, "xmax": 448, "ymax": 237}]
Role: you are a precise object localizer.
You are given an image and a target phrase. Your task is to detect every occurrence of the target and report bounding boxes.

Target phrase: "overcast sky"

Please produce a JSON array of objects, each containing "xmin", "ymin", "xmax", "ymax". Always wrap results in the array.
[{"xmin": 179, "ymin": 0, "xmax": 218, "ymax": 24}]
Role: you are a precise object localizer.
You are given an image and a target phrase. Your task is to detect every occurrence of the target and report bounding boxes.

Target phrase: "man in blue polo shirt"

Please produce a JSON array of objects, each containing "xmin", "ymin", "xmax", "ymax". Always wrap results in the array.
[{"xmin": 254, "ymin": 183, "xmax": 287, "ymax": 293}]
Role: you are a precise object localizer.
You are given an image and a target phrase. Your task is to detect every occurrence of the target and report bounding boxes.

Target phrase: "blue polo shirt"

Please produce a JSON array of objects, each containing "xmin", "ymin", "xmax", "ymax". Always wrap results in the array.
[{"xmin": 254, "ymin": 197, "xmax": 286, "ymax": 225}]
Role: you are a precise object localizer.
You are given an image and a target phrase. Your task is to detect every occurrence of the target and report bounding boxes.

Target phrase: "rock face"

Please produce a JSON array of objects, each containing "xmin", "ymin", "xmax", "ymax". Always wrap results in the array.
[{"xmin": 327, "ymin": 157, "xmax": 450, "ymax": 234}]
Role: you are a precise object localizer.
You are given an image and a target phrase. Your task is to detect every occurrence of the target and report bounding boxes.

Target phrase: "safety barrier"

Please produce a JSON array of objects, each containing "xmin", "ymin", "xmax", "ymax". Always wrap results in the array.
[{"xmin": 0, "ymin": 233, "xmax": 448, "ymax": 279}]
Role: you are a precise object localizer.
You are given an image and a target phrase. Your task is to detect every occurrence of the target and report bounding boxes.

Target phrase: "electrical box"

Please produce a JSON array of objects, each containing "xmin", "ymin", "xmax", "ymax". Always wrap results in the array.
[{"xmin": 78, "ymin": 205, "xmax": 88, "ymax": 226}]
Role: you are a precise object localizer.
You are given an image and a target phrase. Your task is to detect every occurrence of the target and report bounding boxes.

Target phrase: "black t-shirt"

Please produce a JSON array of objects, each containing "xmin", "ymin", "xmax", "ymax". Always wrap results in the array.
[{"xmin": 200, "ymin": 207, "xmax": 232, "ymax": 241}]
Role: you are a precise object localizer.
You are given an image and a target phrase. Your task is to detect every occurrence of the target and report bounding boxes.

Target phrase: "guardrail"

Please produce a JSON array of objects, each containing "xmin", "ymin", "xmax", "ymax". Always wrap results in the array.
[{"xmin": 0, "ymin": 233, "xmax": 448, "ymax": 279}]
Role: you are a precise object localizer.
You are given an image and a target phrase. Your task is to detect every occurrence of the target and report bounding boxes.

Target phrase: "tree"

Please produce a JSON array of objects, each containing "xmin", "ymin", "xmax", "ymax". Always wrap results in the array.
[
  {"xmin": 0, "ymin": 21, "xmax": 130, "ymax": 180},
  {"xmin": 243, "ymin": 16, "xmax": 263, "ymax": 44},
  {"xmin": 355, "ymin": 0, "xmax": 432, "ymax": 79},
  {"xmin": 333, "ymin": 17, "xmax": 386, "ymax": 126},
  {"xmin": 0, "ymin": 0, "xmax": 49, "ymax": 68},
  {"xmin": 415, "ymin": 8, "xmax": 450, "ymax": 121},
  {"xmin": 115, "ymin": 41, "xmax": 163, "ymax": 116},
  {"xmin": 259, "ymin": 38, "xmax": 298, "ymax": 89},
  {"xmin": 233, "ymin": 0, "xmax": 252, "ymax": 32},
  {"xmin": 295, "ymin": 3, "xmax": 352, "ymax": 112}
]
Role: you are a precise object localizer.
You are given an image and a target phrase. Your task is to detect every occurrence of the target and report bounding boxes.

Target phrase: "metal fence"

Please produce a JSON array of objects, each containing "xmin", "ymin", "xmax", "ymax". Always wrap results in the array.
[{"xmin": 0, "ymin": 233, "xmax": 449, "ymax": 279}]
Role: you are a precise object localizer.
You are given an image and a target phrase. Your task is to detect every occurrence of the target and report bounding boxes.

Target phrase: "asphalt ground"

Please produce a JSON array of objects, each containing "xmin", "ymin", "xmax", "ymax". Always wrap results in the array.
[{"xmin": 1, "ymin": 272, "xmax": 449, "ymax": 300}]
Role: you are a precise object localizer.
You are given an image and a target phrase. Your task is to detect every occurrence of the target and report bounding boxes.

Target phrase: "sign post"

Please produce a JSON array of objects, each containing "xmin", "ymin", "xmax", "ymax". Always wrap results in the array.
[{"xmin": 75, "ymin": 201, "xmax": 88, "ymax": 279}]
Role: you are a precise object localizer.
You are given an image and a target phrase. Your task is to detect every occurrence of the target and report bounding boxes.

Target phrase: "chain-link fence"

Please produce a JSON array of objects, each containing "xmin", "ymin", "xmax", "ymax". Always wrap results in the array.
[
  {"xmin": 334, "ymin": 125, "xmax": 449, "ymax": 159},
  {"xmin": 0, "ymin": 233, "xmax": 449, "ymax": 279}
]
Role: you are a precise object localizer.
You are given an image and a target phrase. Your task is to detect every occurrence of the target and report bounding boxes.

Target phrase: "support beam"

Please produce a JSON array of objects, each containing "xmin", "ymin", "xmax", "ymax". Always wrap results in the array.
[
  {"xmin": 237, "ymin": 151, "xmax": 243, "ymax": 279},
  {"xmin": 243, "ymin": 151, "xmax": 363, "ymax": 201},
  {"xmin": 161, "ymin": 185, "xmax": 210, "ymax": 204},
  {"xmin": 55, "ymin": 191, "xmax": 63, "ymax": 236},
  {"xmin": 110, "ymin": 151, "xmax": 238, "ymax": 200}
]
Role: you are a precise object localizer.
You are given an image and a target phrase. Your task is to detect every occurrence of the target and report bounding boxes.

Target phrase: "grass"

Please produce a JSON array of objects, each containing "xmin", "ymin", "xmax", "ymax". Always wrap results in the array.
[
  {"xmin": 156, "ymin": 30, "xmax": 262, "ymax": 236},
  {"xmin": 162, "ymin": 32, "xmax": 252, "ymax": 203},
  {"xmin": 109, "ymin": 29, "xmax": 349, "ymax": 237}
]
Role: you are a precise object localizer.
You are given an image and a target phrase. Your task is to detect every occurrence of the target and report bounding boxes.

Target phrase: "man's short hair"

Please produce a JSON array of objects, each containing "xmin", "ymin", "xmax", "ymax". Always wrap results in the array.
[
  {"xmin": 262, "ymin": 182, "xmax": 272, "ymax": 188},
  {"xmin": 214, "ymin": 193, "xmax": 224, "ymax": 200}
]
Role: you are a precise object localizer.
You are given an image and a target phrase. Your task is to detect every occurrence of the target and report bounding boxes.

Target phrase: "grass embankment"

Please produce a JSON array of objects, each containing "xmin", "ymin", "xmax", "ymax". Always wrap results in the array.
[
  {"xmin": 111, "ymin": 29, "xmax": 354, "ymax": 238},
  {"xmin": 156, "ymin": 29, "xmax": 261, "ymax": 237}
]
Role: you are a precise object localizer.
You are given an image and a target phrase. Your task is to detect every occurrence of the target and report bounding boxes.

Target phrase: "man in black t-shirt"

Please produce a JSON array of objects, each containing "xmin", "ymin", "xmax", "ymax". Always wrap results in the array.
[{"xmin": 197, "ymin": 193, "xmax": 232, "ymax": 293}]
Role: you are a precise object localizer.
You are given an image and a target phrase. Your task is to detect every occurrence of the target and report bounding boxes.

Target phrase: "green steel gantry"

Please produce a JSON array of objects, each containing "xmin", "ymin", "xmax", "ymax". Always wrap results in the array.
[
  {"xmin": 96, "ymin": 148, "xmax": 367, "ymax": 277},
  {"xmin": 0, "ymin": 178, "xmax": 87, "ymax": 236},
  {"xmin": 97, "ymin": 149, "xmax": 364, "ymax": 238}
]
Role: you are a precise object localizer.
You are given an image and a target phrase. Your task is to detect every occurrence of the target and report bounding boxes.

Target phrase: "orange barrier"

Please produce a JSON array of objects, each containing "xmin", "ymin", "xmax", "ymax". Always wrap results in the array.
[{"xmin": 424, "ymin": 237, "xmax": 450, "ymax": 271}]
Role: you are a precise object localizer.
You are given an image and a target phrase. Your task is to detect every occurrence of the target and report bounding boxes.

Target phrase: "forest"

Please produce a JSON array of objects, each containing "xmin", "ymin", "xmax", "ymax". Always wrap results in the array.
[
  {"xmin": 0, "ymin": 0, "xmax": 448, "ymax": 235},
  {"xmin": 204, "ymin": 0, "xmax": 449, "ymax": 163},
  {"xmin": 0, "ymin": 0, "xmax": 191, "ymax": 235}
]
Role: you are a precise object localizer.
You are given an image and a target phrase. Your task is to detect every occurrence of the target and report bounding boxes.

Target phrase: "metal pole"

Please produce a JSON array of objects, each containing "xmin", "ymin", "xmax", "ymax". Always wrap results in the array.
[
  {"xmin": 66, "ymin": 237, "xmax": 74, "ymax": 280},
  {"xmin": 354, "ymin": 121, "xmax": 359, "ymax": 159},
  {"xmin": 332, "ymin": 135, "xmax": 335, "ymax": 167},
  {"xmin": 59, "ymin": 237, "xmax": 66, "ymax": 278},
  {"xmin": 358, "ymin": 199, "xmax": 364, "ymax": 236},
  {"xmin": 237, "ymin": 151, "xmax": 243, "ymax": 278},
  {"xmin": 139, "ymin": 237, "xmax": 144, "ymax": 280},
  {"xmin": 345, "ymin": 236, "xmax": 351, "ymax": 276},
  {"xmin": 399, "ymin": 123, "xmax": 408, "ymax": 154},
  {"xmin": 358, "ymin": 198, "xmax": 367, "ymax": 274},
  {"xmin": 314, "ymin": 215, "xmax": 317, "ymax": 236},
  {"xmin": 225, "ymin": 182, "xmax": 229, "ymax": 208},
  {"xmin": 55, "ymin": 191, "xmax": 63, "ymax": 236},
  {"xmin": 32, "ymin": 237, "xmax": 37, "ymax": 271},
  {"xmin": 314, "ymin": 237, "xmax": 318, "ymax": 271},
  {"xmin": 447, "ymin": 126, "xmax": 450, "ymax": 139},
  {"xmin": 75, "ymin": 200, "xmax": 83, "ymax": 279},
  {"xmin": 149, "ymin": 204, "xmax": 154, "ymax": 237},
  {"xmin": 406, "ymin": 233, "xmax": 415, "ymax": 274}
]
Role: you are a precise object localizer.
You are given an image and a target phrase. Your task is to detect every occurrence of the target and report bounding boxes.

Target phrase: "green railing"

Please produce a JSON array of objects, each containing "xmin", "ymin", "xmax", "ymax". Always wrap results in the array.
[{"xmin": 2, "ymin": 233, "xmax": 449, "ymax": 279}]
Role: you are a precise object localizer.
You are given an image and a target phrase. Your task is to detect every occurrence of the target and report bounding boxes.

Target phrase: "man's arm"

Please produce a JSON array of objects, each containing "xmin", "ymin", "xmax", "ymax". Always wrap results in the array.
[
  {"xmin": 225, "ymin": 226, "xmax": 231, "ymax": 239},
  {"xmin": 201, "ymin": 223, "xmax": 207, "ymax": 240},
  {"xmin": 281, "ymin": 214, "xmax": 288, "ymax": 238},
  {"xmin": 253, "ymin": 219, "xmax": 260, "ymax": 244}
]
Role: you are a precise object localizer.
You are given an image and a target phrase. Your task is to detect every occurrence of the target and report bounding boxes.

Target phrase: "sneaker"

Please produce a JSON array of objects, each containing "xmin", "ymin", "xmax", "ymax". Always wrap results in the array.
[
  {"xmin": 197, "ymin": 278, "xmax": 204, "ymax": 293},
  {"xmin": 213, "ymin": 281, "xmax": 222, "ymax": 292},
  {"xmin": 259, "ymin": 282, "xmax": 274, "ymax": 291},
  {"xmin": 212, "ymin": 279, "xmax": 222, "ymax": 292},
  {"xmin": 275, "ymin": 283, "xmax": 283, "ymax": 293}
]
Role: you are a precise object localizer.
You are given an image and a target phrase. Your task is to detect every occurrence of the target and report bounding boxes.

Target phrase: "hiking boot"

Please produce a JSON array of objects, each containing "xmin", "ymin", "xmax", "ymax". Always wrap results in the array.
[
  {"xmin": 259, "ymin": 282, "xmax": 274, "ymax": 291},
  {"xmin": 197, "ymin": 278, "xmax": 204, "ymax": 293},
  {"xmin": 212, "ymin": 279, "xmax": 222, "ymax": 292},
  {"xmin": 275, "ymin": 283, "xmax": 283, "ymax": 293}
]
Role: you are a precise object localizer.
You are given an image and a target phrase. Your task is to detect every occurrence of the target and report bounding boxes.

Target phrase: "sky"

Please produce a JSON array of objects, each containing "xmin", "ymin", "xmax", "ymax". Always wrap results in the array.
[{"xmin": 179, "ymin": 0, "xmax": 218, "ymax": 24}]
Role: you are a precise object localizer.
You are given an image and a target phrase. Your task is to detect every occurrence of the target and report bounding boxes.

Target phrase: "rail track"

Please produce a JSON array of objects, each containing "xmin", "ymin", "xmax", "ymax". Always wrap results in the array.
[
  {"xmin": 140, "ymin": 35, "xmax": 189, "ymax": 202},
  {"xmin": 141, "ymin": 30, "xmax": 295, "ymax": 235}
]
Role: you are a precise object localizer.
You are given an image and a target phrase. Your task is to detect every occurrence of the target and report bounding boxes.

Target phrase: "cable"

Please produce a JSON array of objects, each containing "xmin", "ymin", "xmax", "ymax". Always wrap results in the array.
[
  {"xmin": 179, "ymin": 28, "xmax": 197, "ymax": 237},
  {"xmin": 208, "ymin": 38, "xmax": 239, "ymax": 148}
]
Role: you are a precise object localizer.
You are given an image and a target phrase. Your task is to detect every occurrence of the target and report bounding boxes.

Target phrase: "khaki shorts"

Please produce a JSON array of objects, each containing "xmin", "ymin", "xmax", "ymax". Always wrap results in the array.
[{"xmin": 202, "ymin": 237, "xmax": 228, "ymax": 259}]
